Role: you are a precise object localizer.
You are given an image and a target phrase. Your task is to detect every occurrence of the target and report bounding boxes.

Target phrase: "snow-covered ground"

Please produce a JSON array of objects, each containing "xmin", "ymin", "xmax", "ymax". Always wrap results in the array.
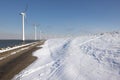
[{"xmin": 12, "ymin": 32, "xmax": 120, "ymax": 80}]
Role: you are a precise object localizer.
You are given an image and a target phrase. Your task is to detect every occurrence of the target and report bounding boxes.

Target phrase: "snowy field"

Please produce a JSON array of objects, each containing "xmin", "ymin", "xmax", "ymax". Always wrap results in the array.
[{"xmin": 12, "ymin": 32, "xmax": 120, "ymax": 80}]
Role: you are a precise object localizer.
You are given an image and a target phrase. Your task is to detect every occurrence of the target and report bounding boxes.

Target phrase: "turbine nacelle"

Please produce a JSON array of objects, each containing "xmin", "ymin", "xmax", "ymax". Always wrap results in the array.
[{"xmin": 20, "ymin": 12, "xmax": 25, "ymax": 16}]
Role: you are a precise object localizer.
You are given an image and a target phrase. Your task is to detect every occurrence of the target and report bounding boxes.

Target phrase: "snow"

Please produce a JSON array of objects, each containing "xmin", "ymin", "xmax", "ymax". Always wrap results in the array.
[{"xmin": 12, "ymin": 32, "xmax": 120, "ymax": 80}]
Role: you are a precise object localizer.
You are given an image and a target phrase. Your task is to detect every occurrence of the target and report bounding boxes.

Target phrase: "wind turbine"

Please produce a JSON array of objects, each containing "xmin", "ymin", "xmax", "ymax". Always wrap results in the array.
[
  {"xmin": 20, "ymin": 5, "xmax": 28, "ymax": 41},
  {"xmin": 39, "ymin": 30, "xmax": 42, "ymax": 40},
  {"xmin": 33, "ymin": 24, "xmax": 39, "ymax": 40}
]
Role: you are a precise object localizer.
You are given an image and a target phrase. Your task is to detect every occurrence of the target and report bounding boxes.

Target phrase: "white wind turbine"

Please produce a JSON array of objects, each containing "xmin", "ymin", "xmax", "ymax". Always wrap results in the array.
[
  {"xmin": 20, "ymin": 6, "xmax": 28, "ymax": 41},
  {"xmin": 39, "ymin": 30, "xmax": 42, "ymax": 40},
  {"xmin": 33, "ymin": 24, "xmax": 39, "ymax": 40}
]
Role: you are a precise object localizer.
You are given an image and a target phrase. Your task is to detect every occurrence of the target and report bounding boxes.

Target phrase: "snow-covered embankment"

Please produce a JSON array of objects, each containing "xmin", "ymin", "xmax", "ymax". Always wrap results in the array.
[{"xmin": 13, "ymin": 32, "xmax": 120, "ymax": 80}]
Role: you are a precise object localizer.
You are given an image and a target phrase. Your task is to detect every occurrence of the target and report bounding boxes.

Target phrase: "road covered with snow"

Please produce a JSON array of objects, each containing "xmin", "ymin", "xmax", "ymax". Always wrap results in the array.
[{"xmin": 13, "ymin": 32, "xmax": 120, "ymax": 80}]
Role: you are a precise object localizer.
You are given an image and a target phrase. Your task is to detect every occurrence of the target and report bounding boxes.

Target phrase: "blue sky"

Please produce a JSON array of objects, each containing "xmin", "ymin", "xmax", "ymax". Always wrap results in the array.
[{"xmin": 0, "ymin": 0, "xmax": 120, "ymax": 39}]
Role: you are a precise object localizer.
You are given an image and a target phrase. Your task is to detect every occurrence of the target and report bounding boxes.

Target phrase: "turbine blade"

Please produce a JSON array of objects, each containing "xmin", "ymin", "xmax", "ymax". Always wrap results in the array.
[{"xmin": 24, "ymin": 4, "xmax": 28, "ymax": 12}]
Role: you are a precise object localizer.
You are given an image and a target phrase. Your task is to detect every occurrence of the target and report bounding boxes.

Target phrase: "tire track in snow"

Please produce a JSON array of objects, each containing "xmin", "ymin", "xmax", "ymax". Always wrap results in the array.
[{"xmin": 47, "ymin": 40, "xmax": 72, "ymax": 80}]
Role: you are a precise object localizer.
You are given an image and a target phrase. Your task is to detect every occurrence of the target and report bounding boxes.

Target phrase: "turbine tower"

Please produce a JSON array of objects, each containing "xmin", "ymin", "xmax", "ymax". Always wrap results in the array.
[
  {"xmin": 39, "ymin": 30, "xmax": 42, "ymax": 40},
  {"xmin": 35, "ymin": 25, "xmax": 37, "ymax": 40},
  {"xmin": 20, "ymin": 5, "xmax": 28, "ymax": 41},
  {"xmin": 33, "ymin": 24, "xmax": 39, "ymax": 40},
  {"xmin": 20, "ymin": 12, "xmax": 25, "ymax": 41}
]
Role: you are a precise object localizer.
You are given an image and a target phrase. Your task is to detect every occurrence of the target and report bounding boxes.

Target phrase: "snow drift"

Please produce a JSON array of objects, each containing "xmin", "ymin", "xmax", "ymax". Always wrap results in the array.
[{"xmin": 12, "ymin": 32, "xmax": 120, "ymax": 80}]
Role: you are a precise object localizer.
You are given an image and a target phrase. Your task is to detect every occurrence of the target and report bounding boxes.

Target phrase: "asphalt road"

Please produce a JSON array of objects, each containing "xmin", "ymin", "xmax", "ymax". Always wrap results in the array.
[{"xmin": 0, "ymin": 41, "xmax": 44, "ymax": 80}]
